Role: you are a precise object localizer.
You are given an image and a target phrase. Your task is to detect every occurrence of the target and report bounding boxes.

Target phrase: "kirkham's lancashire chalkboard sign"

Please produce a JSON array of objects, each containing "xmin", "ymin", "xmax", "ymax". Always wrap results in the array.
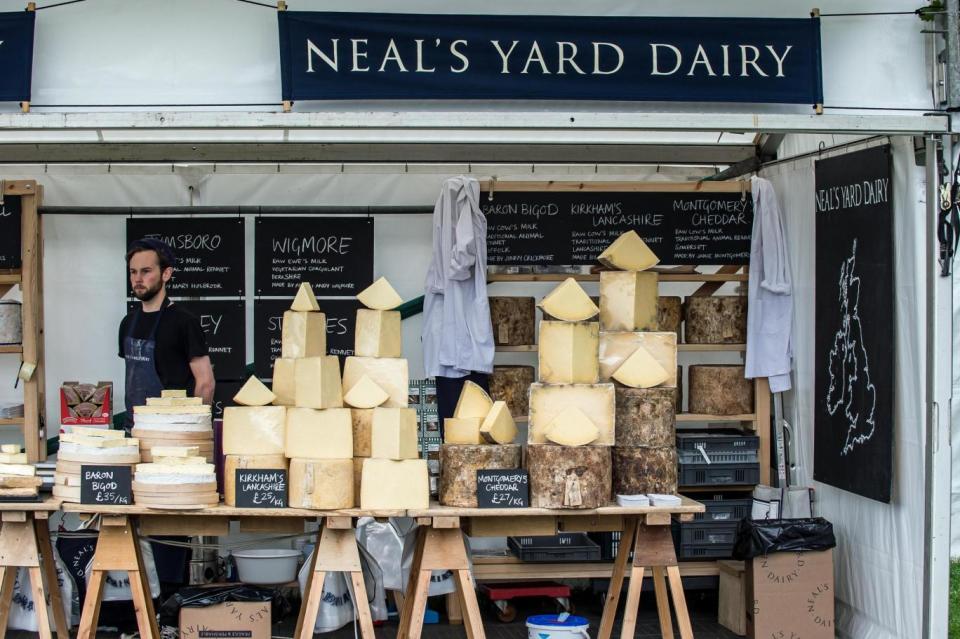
[
  {"xmin": 0, "ymin": 195, "xmax": 21, "ymax": 269},
  {"xmin": 480, "ymin": 187, "xmax": 753, "ymax": 266},
  {"xmin": 234, "ymin": 469, "xmax": 288, "ymax": 508},
  {"xmin": 813, "ymin": 145, "xmax": 894, "ymax": 503},
  {"xmin": 126, "ymin": 217, "xmax": 245, "ymax": 297},
  {"xmin": 254, "ymin": 217, "xmax": 374, "ymax": 296}
]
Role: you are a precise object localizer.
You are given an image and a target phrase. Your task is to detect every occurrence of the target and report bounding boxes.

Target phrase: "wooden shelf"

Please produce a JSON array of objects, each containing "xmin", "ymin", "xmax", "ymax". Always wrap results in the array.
[
  {"xmin": 495, "ymin": 345, "xmax": 537, "ymax": 352},
  {"xmin": 471, "ymin": 556, "xmax": 719, "ymax": 580},
  {"xmin": 0, "ymin": 418, "xmax": 25, "ymax": 426},
  {"xmin": 676, "ymin": 413, "xmax": 756, "ymax": 422},
  {"xmin": 487, "ymin": 272, "xmax": 748, "ymax": 283},
  {"xmin": 0, "ymin": 345, "xmax": 22, "ymax": 354},
  {"xmin": 0, "ymin": 272, "xmax": 21, "ymax": 285}
]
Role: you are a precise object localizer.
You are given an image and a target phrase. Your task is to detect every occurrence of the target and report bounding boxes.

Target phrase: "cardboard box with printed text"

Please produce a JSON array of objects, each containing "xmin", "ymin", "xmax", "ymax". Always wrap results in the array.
[
  {"xmin": 746, "ymin": 549, "xmax": 834, "ymax": 639},
  {"xmin": 179, "ymin": 600, "xmax": 271, "ymax": 639}
]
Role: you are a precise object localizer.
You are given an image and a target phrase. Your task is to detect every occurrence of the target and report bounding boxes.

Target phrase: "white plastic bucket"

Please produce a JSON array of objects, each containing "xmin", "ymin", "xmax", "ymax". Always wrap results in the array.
[
  {"xmin": 232, "ymin": 548, "xmax": 300, "ymax": 585},
  {"xmin": 526, "ymin": 614, "xmax": 590, "ymax": 639}
]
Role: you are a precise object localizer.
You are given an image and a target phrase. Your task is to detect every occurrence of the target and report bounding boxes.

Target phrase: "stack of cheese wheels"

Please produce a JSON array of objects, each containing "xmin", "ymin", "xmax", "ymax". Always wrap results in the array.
[
  {"xmin": 526, "ymin": 277, "xmax": 614, "ymax": 509},
  {"xmin": 132, "ymin": 391, "xmax": 213, "ymax": 462},
  {"xmin": 348, "ymin": 278, "xmax": 428, "ymax": 511},
  {"xmin": 54, "ymin": 426, "xmax": 140, "ymax": 502},
  {"xmin": 0, "ymin": 444, "xmax": 41, "ymax": 500},
  {"xmin": 595, "ymin": 230, "xmax": 679, "ymax": 497},
  {"xmin": 133, "ymin": 445, "xmax": 218, "ymax": 508},
  {"xmin": 440, "ymin": 381, "xmax": 521, "ymax": 507}
]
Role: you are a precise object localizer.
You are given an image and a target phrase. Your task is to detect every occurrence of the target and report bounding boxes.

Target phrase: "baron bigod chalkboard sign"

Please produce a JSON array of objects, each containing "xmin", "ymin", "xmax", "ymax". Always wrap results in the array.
[
  {"xmin": 80, "ymin": 465, "xmax": 132, "ymax": 505},
  {"xmin": 481, "ymin": 188, "xmax": 752, "ymax": 266},
  {"xmin": 235, "ymin": 469, "xmax": 288, "ymax": 508},
  {"xmin": 0, "ymin": 195, "xmax": 21, "ymax": 269},
  {"xmin": 126, "ymin": 218, "xmax": 245, "ymax": 297},
  {"xmin": 254, "ymin": 217, "xmax": 374, "ymax": 296},
  {"xmin": 477, "ymin": 470, "xmax": 529, "ymax": 508}
]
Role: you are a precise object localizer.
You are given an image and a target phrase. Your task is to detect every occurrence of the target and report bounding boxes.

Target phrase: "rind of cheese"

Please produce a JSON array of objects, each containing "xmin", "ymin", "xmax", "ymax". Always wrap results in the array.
[
  {"xmin": 289, "ymin": 458, "xmax": 354, "ymax": 509},
  {"xmin": 599, "ymin": 271, "xmax": 658, "ymax": 332},
  {"xmin": 134, "ymin": 405, "xmax": 210, "ymax": 415},
  {"xmin": 66, "ymin": 426, "xmax": 126, "ymax": 438},
  {"xmin": 343, "ymin": 374, "xmax": 389, "ymax": 409},
  {"xmin": 60, "ymin": 434, "xmax": 139, "ymax": 448},
  {"xmin": 597, "ymin": 230, "xmax": 660, "ymax": 271},
  {"xmin": 342, "ymin": 357, "xmax": 408, "ymax": 408},
  {"xmin": 161, "ymin": 390, "xmax": 187, "ymax": 398},
  {"xmin": 479, "ymin": 401, "xmax": 517, "ymax": 444},
  {"xmin": 371, "ymin": 408, "xmax": 419, "ymax": 460},
  {"xmin": 538, "ymin": 321, "xmax": 600, "ymax": 384},
  {"xmin": 598, "ymin": 332, "xmax": 678, "ymax": 386},
  {"xmin": 355, "ymin": 309, "xmax": 402, "ymax": 358},
  {"xmin": 271, "ymin": 358, "xmax": 296, "ymax": 406},
  {"xmin": 291, "ymin": 282, "xmax": 321, "ymax": 312},
  {"xmin": 294, "ymin": 356, "xmax": 344, "ymax": 410},
  {"xmin": 223, "ymin": 406, "xmax": 286, "ymax": 455},
  {"xmin": 544, "ymin": 407, "xmax": 600, "ymax": 446},
  {"xmin": 444, "ymin": 418, "xmax": 484, "ymax": 445},
  {"xmin": 453, "ymin": 381, "xmax": 493, "ymax": 419},
  {"xmin": 233, "ymin": 376, "xmax": 277, "ymax": 407},
  {"xmin": 0, "ymin": 464, "xmax": 35, "ymax": 476},
  {"xmin": 285, "ymin": 407, "xmax": 353, "ymax": 459},
  {"xmin": 150, "ymin": 446, "xmax": 199, "ymax": 458},
  {"xmin": 281, "ymin": 310, "xmax": 327, "ymax": 359},
  {"xmin": 360, "ymin": 458, "xmax": 429, "ymax": 510},
  {"xmin": 528, "ymin": 383, "xmax": 615, "ymax": 446},
  {"xmin": 135, "ymin": 462, "xmax": 215, "ymax": 475},
  {"xmin": 538, "ymin": 278, "xmax": 599, "ymax": 322},
  {"xmin": 611, "ymin": 344, "xmax": 669, "ymax": 388},
  {"xmin": 351, "ymin": 409, "xmax": 374, "ymax": 457},
  {"xmin": 357, "ymin": 277, "xmax": 403, "ymax": 311},
  {"xmin": 224, "ymin": 454, "xmax": 288, "ymax": 506}
]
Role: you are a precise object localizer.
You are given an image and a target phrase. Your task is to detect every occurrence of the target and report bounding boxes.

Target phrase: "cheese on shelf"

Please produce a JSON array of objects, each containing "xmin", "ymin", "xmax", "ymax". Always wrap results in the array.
[
  {"xmin": 342, "ymin": 357, "xmax": 408, "ymax": 408},
  {"xmin": 161, "ymin": 390, "xmax": 187, "ymax": 398},
  {"xmin": 59, "ymin": 434, "xmax": 139, "ymax": 448},
  {"xmin": 599, "ymin": 271, "xmax": 659, "ymax": 332},
  {"xmin": 0, "ymin": 464, "xmax": 35, "ymax": 476},
  {"xmin": 598, "ymin": 332, "xmax": 678, "ymax": 386},
  {"xmin": 281, "ymin": 310, "xmax": 327, "ymax": 359},
  {"xmin": 135, "ymin": 462, "xmax": 216, "ymax": 476},
  {"xmin": 357, "ymin": 277, "xmax": 403, "ymax": 311},
  {"xmin": 0, "ymin": 444, "xmax": 18, "ymax": 454},
  {"xmin": 289, "ymin": 458, "xmax": 354, "ymax": 509},
  {"xmin": 371, "ymin": 408, "xmax": 419, "ymax": 460},
  {"xmin": 285, "ymin": 407, "xmax": 353, "ymax": 459},
  {"xmin": 528, "ymin": 383, "xmax": 615, "ymax": 446},
  {"xmin": 146, "ymin": 397, "xmax": 203, "ymax": 407},
  {"xmin": 224, "ymin": 454, "xmax": 288, "ymax": 506},
  {"xmin": 271, "ymin": 358, "xmax": 296, "ymax": 406},
  {"xmin": 294, "ymin": 356, "xmax": 344, "ymax": 409},
  {"xmin": 453, "ymin": 380, "xmax": 493, "ymax": 419},
  {"xmin": 66, "ymin": 426, "xmax": 126, "ymax": 438},
  {"xmin": 444, "ymin": 418, "xmax": 484, "ymax": 445},
  {"xmin": 538, "ymin": 278, "xmax": 599, "ymax": 322},
  {"xmin": 233, "ymin": 376, "xmax": 276, "ymax": 407},
  {"xmin": 351, "ymin": 409, "xmax": 373, "ymax": 457},
  {"xmin": 538, "ymin": 321, "xmax": 600, "ymax": 384},
  {"xmin": 597, "ymin": 230, "xmax": 659, "ymax": 271},
  {"xmin": 612, "ymin": 345, "xmax": 669, "ymax": 388},
  {"xmin": 544, "ymin": 407, "xmax": 600, "ymax": 446},
  {"xmin": 360, "ymin": 458, "xmax": 429, "ymax": 509},
  {"xmin": 291, "ymin": 282, "xmax": 321, "ymax": 312},
  {"xmin": 152, "ymin": 456, "xmax": 207, "ymax": 466},
  {"xmin": 355, "ymin": 309, "xmax": 402, "ymax": 358},
  {"xmin": 479, "ymin": 401, "xmax": 517, "ymax": 444},
  {"xmin": 223, "ymin": 406, "xmax": 286, "ymax": 455},
  {"xmin": 0, "ymin": 453, "xmax": 27, "ymax": 464},
  {"xmin": 134, "ymin": 405, "xmax": 210, "ymax": 415},
  {"xmin": 151, "ymin": 446, "xmax": 200, "ymax": 458},
  {"xmin": 343, "ymin": 375, "xmax": 389, "ymax": 409}
]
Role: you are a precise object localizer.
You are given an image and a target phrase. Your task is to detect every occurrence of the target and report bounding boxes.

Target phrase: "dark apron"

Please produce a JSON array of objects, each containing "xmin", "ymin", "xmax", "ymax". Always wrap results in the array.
[{"xmin": 123, "ymin": 301, "xmax": 167, "ymax": 430}]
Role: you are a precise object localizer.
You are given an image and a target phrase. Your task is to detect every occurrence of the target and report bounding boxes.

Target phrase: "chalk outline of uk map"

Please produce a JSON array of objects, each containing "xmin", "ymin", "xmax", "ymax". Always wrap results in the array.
[{"xmin": 825, "ymin": 239, "xmax": 877, "ymax": 456}]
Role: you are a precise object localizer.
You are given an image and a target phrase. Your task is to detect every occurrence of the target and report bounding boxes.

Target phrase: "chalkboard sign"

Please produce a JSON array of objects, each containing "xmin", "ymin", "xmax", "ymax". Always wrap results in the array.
[
  {"xmin": 480, "ymin": 190, "xmax": 752, "ymax": 266},
  {"xmin": 253, "ymin": 298, "xmax": 360, "ymax": 378},
  {"xmin": 234, "ymin": 469, "xmax": 287, "ymax": 508},
  {"xmin": 813, "ymin": 145, "xmax": 894, "ymax": 503},
  {"xmin": 0, "ymin": 195, "xmax": 21, "ymax": 269},
  {"xmin": 212, "ymin": 379, "xmax": 243, "ymax": 420},
  {"xmin": 128, "ymin": 299, "xmax": 246, "ymax": 380},
  {"xmin": 254, "ymin": 217, "xmax": 374, "ymax": 296},
  {"xmin": 80, "ymin": 465, "xmax": 132, "ymax": 505},
  {"xmin": 477, "ymin": 469, "xmax": 529, "ymax": 508},
  {"xmin": 126, "ymin": 217, "xmax": 245, "ymax": 296}
]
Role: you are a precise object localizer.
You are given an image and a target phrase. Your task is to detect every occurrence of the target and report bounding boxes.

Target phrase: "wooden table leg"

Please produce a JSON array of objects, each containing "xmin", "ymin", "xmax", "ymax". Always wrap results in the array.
[
  {"xmin": 621, "ymin": 523, "xmax": 693, "ymax": 639},
  {"xmin": 34, "ymin": 517, "xmax": 70, "ymax": 638},
  {"xmin": 447, "ymin": 591, "xmax": 463, "ymax": 625},
  {"xmin": 130, "ymin": 525, "xmax": 160, "ymax": 639},
  {"xmin": 598, "ymin": 516, "xmax": 638, "ymax": 639},
  {"xmin": 0, "ymin": 566, "xmax": 18, "ymax": 639},
  {"xmin": 0, "ymin": 511, "xmax": 58, "ymax": 639},
  {"xmin": 294, "ymin": 532, "xmax": 320, "ymax": 639},
  {"xmin": 651, "ymin": 566, "xmax": 674, "ymax": 639},
  {"xmin": 666, "ymin": 565, "xmax": 694, "ymax": 639},
  {"xmin": 398, "ymin": 526, "xmax": 427, "ymax": 639}
]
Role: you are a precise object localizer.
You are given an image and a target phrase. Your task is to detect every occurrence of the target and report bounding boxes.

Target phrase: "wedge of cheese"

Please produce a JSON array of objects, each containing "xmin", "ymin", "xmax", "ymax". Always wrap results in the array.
[
  {"xmin": 444, "ymin": 418, "xmax": 484, "ymax": 445},
  {"xmin": 294, "ymin": 356, "xmax": 344, "ymax": 409},
  {"xmin": 371, "ymin": 408, "xmax": 419, "ymax": 460},
  {"xmin": 59, "ymin": 434, "xmax": 139, "ymax": 448},
  {"xmin": 233, "ymin": 376, "xmax": 276, "ymax": 407},
  {"xmin": 544, "ymin": 407, "xmax": 600, "ymax": 446},
  {"xmin": 597, "ymin": 230, "xmax": 659, "ymax": 271},
  {"xmin": 223, "ymin": 406, "xmax": 286, "ymax": 455},
  {"xmin": 479, "ymin": 401, "xmax": 517, "ymax": 444},
  {"xmin": 342, "ymin": 357, "xmax": 408, "ymax": 408},
  {"xmin": 289, "ymin": 458, "xmax": 354, "ymax": 509},
  {"xmin": 538, "ymin": 321, "xmax": 600, "ymax": 384},
  {"xmin": 355, "ymin": 309, "xmax": 402, "ymax": 358},
  {"xmin": 612, "ymin": 345, "xmax": 669, "ymax": 388},
  {"xmin": 271, "ymin": 358, "xmax": 296, "ymax": 406},
  {"xmin": 538, "ymin": 278, "xmax": 599, "ymax": 322},
  {"xmin": 351, "ymin": 408, "xmax": 374, "ymax": 457},
  {"xmin": 67, "ymin": 426, "xmax": 125, "ymax": 439},
  {"xmin": 343, "ymin": 375, "xmax": 389, "ymax": 409},
  {"xmin": 285, "ymin": 407, "xmax": 353, "ymax": 459},
  {"xmin": 0, "ymin": 444, "xmax": 20, "ymax": 454},
  {"xmin": 161, "ymin": 390, "xmax": 187, "ymax": 398},
  {"xmin": 224, "ymin": 454, "xmax": 288, "ymax": 506},
  {"xmin": 453, "ymin": 381, "xmax": 493, "ymax": 419},
  {"xmin": 151, "ymin": 446, "xmax": 199, "ymax": 458},
  {"xmin": 599, "ymin": 271, "xmax": 658, "ymax": 331},
  {"xmin": 281, "ymin": 310, "xmax": 327, "ymax": 359},
  {"xmin": 528, "ymin": 383, "xmax": 615, "ymax": 446},
  {"xmin": 291, "ymin": 282, "xmax": 321, "ymax": 312},
  {"xmin": 598, "ymin": 332, "xmax": 678, "ymax": 386},
  {"xmin": 360, "ymin": 458, "xmax": 429, "ymax": 510},
  {"xmin": 357, "ymin": 277, "xmax": 403, "ymax": 311}
]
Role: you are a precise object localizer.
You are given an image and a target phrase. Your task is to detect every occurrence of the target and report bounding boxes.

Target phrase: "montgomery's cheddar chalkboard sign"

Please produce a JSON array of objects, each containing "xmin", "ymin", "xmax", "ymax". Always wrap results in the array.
[
  {"xmin": 477, "ymin": 469, "xmax": 529, "ymax": 508},
  {"xmin": 480, "ymin": 188, "xmax": 752, "ymax": 266},
  {"xmin": 0, "ymin": 195, "xmax": 21, "ymax": 269},
  {"xmin": 235, "ymin": 469, "xmax": 287, "ymax": 508},
  {"xmin": 126, "ymin": 217, "xmax": 245, "ymax": 296},
  {"xmin": 80, "ymin": 465, "xmax": 133, "ymax": 505},
  {"xmin": 254, "ymin": 217, "xmax": 374, "ymax": 296}
]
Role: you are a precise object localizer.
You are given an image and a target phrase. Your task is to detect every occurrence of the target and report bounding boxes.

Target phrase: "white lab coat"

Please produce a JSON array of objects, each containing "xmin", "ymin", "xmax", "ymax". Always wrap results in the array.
[
  {"xmin": 745, "ymin": 176, "xmax": 794, "ymax": 392},
  {"xmin": 422, "ymin": 176, "xmax": 494, "ymax": 378}
]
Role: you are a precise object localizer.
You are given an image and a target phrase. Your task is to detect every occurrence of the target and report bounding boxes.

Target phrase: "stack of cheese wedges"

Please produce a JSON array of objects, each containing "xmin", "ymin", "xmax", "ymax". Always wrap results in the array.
[
  {"xmin": 596, "ymin": 230, "xmax": 679, "ymax": 496},
  {"xmin": 133, "ymin": 445, "xmax": 218, "ymax": 508},
  {"xmin": 350, "ymin": 278, "xmax": 428, "ymax": 511},
  {"xmin": 526, "ymin": 277, "xmax": 614, "ymax": 509},
  {"xmin": 133, "ymin": 390, "xmax": 213, "ymax": 463},
  {"xmin": 54, "ymin": 427, "xmax": 140, "ymax": 502},
  {"xmin": 0, "ymin": 444, "xmax": 41, "ymax": 500},
  {"xmin": 439, "ymin": 381, "xmax": 521, "ymax": 507}
]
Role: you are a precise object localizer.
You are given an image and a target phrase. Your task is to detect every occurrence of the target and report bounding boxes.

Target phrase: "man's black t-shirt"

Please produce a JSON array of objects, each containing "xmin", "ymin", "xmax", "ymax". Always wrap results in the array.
[{"xmin": 118, "ymin": 298, "xmax": 209, "ymax": 395}]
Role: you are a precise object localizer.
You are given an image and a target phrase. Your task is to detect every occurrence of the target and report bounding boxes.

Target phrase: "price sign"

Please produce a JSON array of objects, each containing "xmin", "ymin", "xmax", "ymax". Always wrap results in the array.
[
  {"xmin": 80, "ymin": 465, "xmax": 133, "ymax": 505},
  {"xmin": 476, "ymin": 469, "xmax": 529, "ymax": 508},
  {"xmin": 234, "ymin": 469, "xmax": 288, "ymax": 508}
]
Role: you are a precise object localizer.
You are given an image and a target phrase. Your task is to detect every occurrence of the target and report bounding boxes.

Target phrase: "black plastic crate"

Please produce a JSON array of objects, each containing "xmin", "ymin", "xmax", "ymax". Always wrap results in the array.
[
  {"xmin": 678, "ymin": 462, "xmax": 760, "ymax": 487},
  {"xmin": 508, "ymin": 533, "xmax": 601, "ymax": 562},
  {"xmin": 688, "ymin": 493, "xmax": 753, "ymax": 522},
  {"xmin": 678, "ymin": 522, "xmax": 739, "ymax": 546},
  {"xmin": 677, "ymin": 543, "xmax": 738, "ymax": 560},
  {"xmin": 676, "ymin": 431, "xmax": 760, "ymax": 455},
  {"xmin": 589, "ymin": 531, "xmax": 623, "ymax": 561}
]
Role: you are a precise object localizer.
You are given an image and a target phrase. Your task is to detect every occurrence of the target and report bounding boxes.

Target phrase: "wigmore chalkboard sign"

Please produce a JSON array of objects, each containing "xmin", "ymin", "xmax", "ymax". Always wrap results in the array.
[
  {"xmin": 813, "ymin": 145, "xmax": 894, "ymax": 503},
  {"xmin": 235, "ymin": 469, "xmax": 288, "ymax": 508},
  {"xmin": 254, "ymin": 217, "xmax": 374, "ymax": 296},
  {"xmin": 480, "ymin": 187, "xmax": 753, "ymax": 266},
  {"xmin": 0, "ymin": 195, "xmax": 21, "ymax": 269},
  {"xmin": 477, "ymin": 470, "xmax": 529, "ymax": 508},
  {"xmin": 126, "ymin": 218, "xmax": 245, "ymax": 297},
  {"xmin": 80, "ymin": 465, "xmax": 132, "ymax": 505}
]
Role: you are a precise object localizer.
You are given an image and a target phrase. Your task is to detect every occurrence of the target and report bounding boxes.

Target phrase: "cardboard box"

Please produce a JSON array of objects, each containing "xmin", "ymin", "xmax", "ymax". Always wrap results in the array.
[
  {"xmin": 746, "ymin": 550, "xmax": 835, "ymax": 639},
  {"xmin": 60, "ymin": 381, "xmax": 112, "ymax": 428},
  {"xmin": 180, "ymin": 600, "xmax": 271, "ymax": 639}
]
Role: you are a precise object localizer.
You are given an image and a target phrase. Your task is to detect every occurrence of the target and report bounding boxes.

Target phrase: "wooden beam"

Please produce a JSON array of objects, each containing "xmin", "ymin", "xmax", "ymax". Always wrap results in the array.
[{"xmin": 477, "ymin": 180, "xmax": 751, "ymax": 193}]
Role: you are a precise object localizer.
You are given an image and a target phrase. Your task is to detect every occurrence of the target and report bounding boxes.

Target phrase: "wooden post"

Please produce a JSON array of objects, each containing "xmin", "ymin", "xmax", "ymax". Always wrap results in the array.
[{"xmin": 16, "ymin": 182, "xmax": 43, "ymax": 462}]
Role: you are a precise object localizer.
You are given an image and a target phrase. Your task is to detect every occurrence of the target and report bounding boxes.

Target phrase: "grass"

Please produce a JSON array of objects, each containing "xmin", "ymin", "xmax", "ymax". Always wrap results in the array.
[{"xmin": 952, "ymin": 561, "xmax": 960, "ymax": 637}]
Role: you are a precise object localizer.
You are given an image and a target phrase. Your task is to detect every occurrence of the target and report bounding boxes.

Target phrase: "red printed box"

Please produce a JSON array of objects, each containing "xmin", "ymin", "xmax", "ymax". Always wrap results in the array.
[{"xmin": 60, "ymin": 381, "xmax": 112, "ymax": 428}]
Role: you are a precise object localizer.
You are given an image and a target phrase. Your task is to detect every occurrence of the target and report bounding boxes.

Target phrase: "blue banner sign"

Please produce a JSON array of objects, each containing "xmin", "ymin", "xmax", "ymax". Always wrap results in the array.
[
  {"xmin": 0, "ymin": 11, "xmax": 34, "ymax": 102},
  {"xmin": 279, "ymin": 12, "xmax": 822, "ymax": 104}
]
